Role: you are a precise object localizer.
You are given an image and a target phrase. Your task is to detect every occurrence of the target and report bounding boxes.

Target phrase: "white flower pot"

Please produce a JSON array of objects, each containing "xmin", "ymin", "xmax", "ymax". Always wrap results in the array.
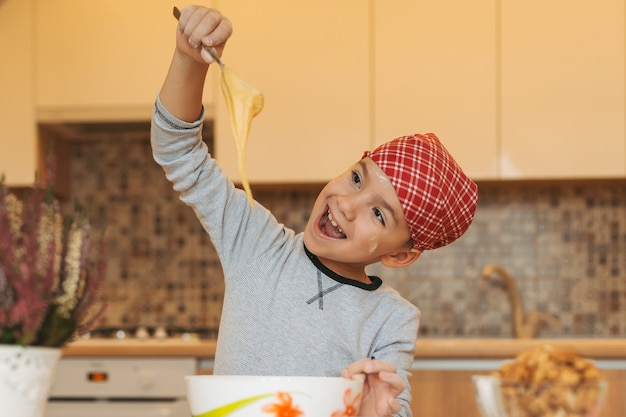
[{"xmin": 0, "ymin": 344, "xmax": 62, "ymax": 417}]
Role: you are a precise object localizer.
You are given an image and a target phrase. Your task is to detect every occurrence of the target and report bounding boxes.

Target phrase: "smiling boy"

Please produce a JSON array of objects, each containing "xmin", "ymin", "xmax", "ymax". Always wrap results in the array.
[
  {"xmin": 304, "ymin": 158, "xmax": 419, "ymax": 282},
  {"xmin": 151, "ymin": 5, "xmax": 478, "ymax": 417}
]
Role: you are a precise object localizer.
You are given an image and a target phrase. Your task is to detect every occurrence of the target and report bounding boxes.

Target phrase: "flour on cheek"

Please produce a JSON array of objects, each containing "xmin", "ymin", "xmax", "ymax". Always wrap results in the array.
[{"xmin": 369, "ymin": 237, "xmax": 378, "ymax": 253}]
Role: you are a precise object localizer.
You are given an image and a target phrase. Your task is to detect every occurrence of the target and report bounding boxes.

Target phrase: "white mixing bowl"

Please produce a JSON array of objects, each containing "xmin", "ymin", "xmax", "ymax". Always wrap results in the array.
[{"xmin": 186, "ymin": 375, "xmax": 364, "ymax": 417}]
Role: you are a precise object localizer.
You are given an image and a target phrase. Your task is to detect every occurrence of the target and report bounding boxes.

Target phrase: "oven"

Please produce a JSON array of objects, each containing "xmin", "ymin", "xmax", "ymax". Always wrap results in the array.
[{"xmin": 46, "ymin": 357, "xmax": 196, "ymax": 417}]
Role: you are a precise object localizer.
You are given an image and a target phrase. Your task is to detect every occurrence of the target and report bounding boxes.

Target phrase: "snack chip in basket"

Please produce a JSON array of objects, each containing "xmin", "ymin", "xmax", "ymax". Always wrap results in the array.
[{"xmin": 493, "ymin": 344, "xmax": 606, "ymax": 417}]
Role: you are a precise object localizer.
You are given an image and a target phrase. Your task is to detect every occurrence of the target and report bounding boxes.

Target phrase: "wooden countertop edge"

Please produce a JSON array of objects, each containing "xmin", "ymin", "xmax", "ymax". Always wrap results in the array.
[
  {"xmin": 412, "ymin": 339, "xmax": 626, "ymax": 359},
  {"xmin": 61, "ymin": 340, "xmax": 218, "ymax": 358},
  {"xmin": 61, "ymin": 338, "xmax": 626, "ymax": 359}
]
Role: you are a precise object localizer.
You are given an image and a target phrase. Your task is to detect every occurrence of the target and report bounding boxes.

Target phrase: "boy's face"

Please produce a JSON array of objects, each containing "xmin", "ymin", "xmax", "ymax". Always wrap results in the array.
[{"xmin": 303, "ymin": 157, "xmax": 419, "ymax": 281}]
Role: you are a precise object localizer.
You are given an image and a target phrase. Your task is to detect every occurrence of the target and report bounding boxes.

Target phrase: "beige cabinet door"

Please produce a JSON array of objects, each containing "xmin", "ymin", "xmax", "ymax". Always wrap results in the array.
[
  {"xmin": 35, "ymin": 0, "xmax": 215, "ymax": 122},
  {"xmin": 500, "ymin": 1, "xmax": 625, "ymax": 179},
  {"xmin": 373, "ymin": 0, "xmax": 498, "ymax": 180},
  {"xmin": 213, "ymin": 0, "xmax": 370, "ymax": 183},
  {"xmin": 0, "ymin": 0, "xmax": 38, "ymax": 186}
]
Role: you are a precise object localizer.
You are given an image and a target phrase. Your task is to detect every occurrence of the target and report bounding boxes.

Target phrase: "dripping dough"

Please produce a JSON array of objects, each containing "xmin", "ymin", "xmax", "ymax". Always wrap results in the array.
[{"xmin": 219, "ymin": 65, "xmax": 264, "ymax": 207}]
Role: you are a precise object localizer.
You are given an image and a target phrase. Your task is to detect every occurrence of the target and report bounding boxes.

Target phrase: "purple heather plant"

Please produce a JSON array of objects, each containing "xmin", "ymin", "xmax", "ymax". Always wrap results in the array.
[{"xmin": 0, "ymin": 180, "xmax": 107, "ymax": 347}]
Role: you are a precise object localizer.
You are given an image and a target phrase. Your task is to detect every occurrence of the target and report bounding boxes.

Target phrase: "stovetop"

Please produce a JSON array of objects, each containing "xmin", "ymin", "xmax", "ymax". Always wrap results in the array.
[{"xmin": 82, "ymin": 326, "xmax": 219, "ymax": 341}]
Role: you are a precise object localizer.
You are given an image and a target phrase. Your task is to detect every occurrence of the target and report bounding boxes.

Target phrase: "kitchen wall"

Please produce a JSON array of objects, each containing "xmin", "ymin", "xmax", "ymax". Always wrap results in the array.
[{"xmin": 61, "ymin": 122, "xmax": 625, "ymax": 338}]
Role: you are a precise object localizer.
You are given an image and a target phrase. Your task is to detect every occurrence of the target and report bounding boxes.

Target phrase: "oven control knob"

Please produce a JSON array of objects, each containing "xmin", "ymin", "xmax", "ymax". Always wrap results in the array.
[{"xmin": 138, "ymin": 369, "xmax": 157, "ymax": 389}]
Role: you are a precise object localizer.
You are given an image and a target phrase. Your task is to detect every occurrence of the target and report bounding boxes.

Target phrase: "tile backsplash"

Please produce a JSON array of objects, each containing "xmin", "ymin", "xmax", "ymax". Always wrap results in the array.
[{"xmin": 60, "ymin": 122, "xmax": 625, "ymax": 338}]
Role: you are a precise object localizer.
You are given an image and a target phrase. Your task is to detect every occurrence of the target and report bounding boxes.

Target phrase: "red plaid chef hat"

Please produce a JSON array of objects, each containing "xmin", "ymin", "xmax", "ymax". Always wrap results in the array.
[{"xmin": 363, "ymin": 133, "xmax": 478, "ymax": 251}]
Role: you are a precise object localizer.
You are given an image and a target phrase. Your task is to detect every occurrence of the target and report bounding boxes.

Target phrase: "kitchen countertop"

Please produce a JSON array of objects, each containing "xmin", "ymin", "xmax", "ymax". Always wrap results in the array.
[
  {"xmin": 61, "ymin": 338, "xmax": 626, "ymax": 359},
  {"xmin": 61, "ymin": 338, "xmax": 218, "ymax": 358}
]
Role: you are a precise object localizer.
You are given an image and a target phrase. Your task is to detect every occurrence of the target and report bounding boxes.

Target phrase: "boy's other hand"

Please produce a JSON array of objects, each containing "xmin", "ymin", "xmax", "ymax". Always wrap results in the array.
[{"xmin": 342, "ymin": 358, "xmax": 404, "ymax": 416}]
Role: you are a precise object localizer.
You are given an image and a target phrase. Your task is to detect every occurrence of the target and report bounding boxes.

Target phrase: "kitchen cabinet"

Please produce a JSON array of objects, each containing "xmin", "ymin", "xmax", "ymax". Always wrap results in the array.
[
  {"xmin": 213, "ymin": 0, "xmax": 370, "ymax": 183},
  {"xmin": 500, "ymin": 0, "xmax": 625, "ymax": 179},
  {"xmin": 214, "ymin": 0, "xmax": 495, "ymax": 183},
  {"xmin": 375, "ymin": 0, "xmax": 626, "ymax": 181},
  {"xmin": 61, "ymin": 339, "xmax": 626, "ymax": 417},
  {"xmin": 409, "ymin": 368, "xmax": 626, "ymax": 417},
  {"xmin": 35, "ymin": 0, "xmax": 216, "ymax": 122},
  {"xmin": 603, "ymin": 370, "xmax": 626, "ymax": 417},
  {"xmin": 373, "ymin": 0, "xmax": 498, "ymax": 180},
  {"xmin": 409, "ymin": 370, "xmax": 484, "ymax": 417},
  {"xmin": 0, "ymin": 0, "xmax": 39, "ymax": 187},
  {"xmin": 28, "ymin": 1, "xmax": 626, "ymax": 182}
]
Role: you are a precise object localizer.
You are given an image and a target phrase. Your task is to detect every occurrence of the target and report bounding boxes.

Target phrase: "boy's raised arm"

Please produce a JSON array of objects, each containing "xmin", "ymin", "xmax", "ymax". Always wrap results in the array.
[{"xmin": 160, "ymin": 5, "xmax": 232, "ymax": 122}]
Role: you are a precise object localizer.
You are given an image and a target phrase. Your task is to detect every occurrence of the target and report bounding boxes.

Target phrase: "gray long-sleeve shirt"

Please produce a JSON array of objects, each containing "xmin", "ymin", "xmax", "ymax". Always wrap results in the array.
[{"xmin": 151, "ymin": 97, "xmax": 420, "ymax": 416}]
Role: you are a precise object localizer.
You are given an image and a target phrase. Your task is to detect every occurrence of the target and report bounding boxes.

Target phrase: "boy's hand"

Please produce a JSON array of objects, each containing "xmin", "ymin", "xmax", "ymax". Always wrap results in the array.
[
  {"xmin": 341, "ymin": 358, "xmax": 405, "ymax": 417},
  {"xmin": 175, "ymin": 5, "xmax": 232, "ymax": 65},
  {"xmin": 161, "ymin": 5, "xmax": 232, "ymax": 121}
]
